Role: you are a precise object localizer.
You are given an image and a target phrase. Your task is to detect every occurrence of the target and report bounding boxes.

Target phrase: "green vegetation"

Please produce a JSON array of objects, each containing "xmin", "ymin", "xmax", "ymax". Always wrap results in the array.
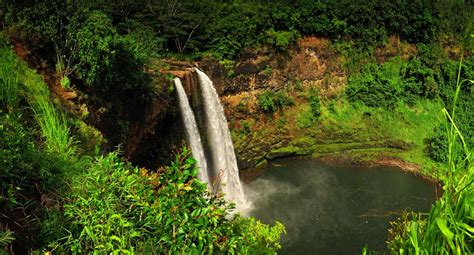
[
  {"xmin": 296, "ymin": 90, "xmax": 321, "ymax": 129},
  {"xmin": 0, "ymin": 48, "xmax": 284, "ymax": 253},
  {"xmin": 265, "ymin": 29, "xmax": 299, "ymax": 51},
  {"xmin": 258, "ymin": 90, "xmax": 294, "ymax": 113},
  {"xmin": 1, "ymin": 1, "xmax": 473, "ymax": 253},
  {"xmin": 32, "ymin": 99, "xmax": 74, "ymax": 157},
  {"xmin": 47, "ymin": 150, "xmax": 283, "ymax": 254},
  {"xmin": 6, "ymin": 1, "xmax": 473, "ymax": 60},
  {"xmin": 345, "ymin": 44, "xmax": 474, "ymax": 164},
  {"xmin": 0, "ymin": 48, "xmax": 19, "ymax": 111},
  {"xmin": 387, "ymin": 63, "xmax": 474, "ymax": 254}
]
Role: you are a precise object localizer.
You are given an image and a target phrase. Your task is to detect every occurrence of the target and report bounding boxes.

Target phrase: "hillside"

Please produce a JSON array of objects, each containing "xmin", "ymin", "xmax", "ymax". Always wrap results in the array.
[{"xmin": 1, "ymin": 1, "xmax": 473, "ymax": 254}]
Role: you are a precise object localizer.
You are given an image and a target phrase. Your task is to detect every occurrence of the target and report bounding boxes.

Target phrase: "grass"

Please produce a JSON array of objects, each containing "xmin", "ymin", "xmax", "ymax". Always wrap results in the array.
[
  {"xmin": 0, "ymin": 48, "xmax": 20, "ymax": 110},
  {"xmin": 1, "ymin": 47, "xmax": 74, "ymax": 162},
  {"xmin": 0, "ymin": 46, "xmax": 75, "ymax": 157},
  {"xmin": 386, "ymin": 57, "xmax": 474, "ymax": 254},
  {"xmin": 323, "ymin": 99, "xmax": 445, "ymax": 172},
  {"xmin": 31, "ymin": 98, "xmax": 74, "ymax": 157},
  {"xmin": 229, "ymin": 86, "xmax": 448, "ymax": 176}
]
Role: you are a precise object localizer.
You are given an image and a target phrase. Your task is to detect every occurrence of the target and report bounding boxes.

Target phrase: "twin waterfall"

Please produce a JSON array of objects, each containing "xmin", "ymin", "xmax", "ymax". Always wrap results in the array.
[{"xmin": 174, "ymin": 69, "xmax": 248, "ymax": 210}]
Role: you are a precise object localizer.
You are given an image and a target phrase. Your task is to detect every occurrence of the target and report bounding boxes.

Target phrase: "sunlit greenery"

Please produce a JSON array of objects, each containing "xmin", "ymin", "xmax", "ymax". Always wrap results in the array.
[
  {"xmin": 0, "ymin": 46, "xmax": 284, "ymax": 253},
  {"xmin": 387, "ymin": 60, "xmax": 474, "ymax": 254},
  {"xmin": 0, "ymin": 1, "xmax": 473, "ymax": 254}
]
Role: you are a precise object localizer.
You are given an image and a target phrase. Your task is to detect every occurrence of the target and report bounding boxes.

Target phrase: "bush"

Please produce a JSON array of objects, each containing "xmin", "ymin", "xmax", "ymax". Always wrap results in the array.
[
  {"xmin": 428, "ymin": 126, "xmax": 448, "ymax": 163},
  {"xmin": 50, "ymin": 149, "xmax": 284, "ymax": 254},
  {"xmin": 204, "ymin": 3, "xmax": 269, "ymax": 58},
  {"xmin": 265, "ymin": 29, "xmax": 299, "ymax": 50},
  {"xmin": 346, "ymin": 52, "xmax": 468, "ymax": 109},
  {"xmin": 0, "ymin": 113, "xmax": 44, "ymax": 249},
  {"xmin": 258, "ymin": 90, "xmax": 294, "ymax": 113},
  {"xmin": 308, "ymin": 89, "xmax": 322, "ymax": 119},
  {"xmin": 346, "ymin": 59, "xmax": 403, "ymax": 108},
  {"xmin": 296, "ymin": 110, "xmax": 314, "ymax": 129},
  {"xmin": 297, "ymin": 89, "xmax": 321, "ymax": 129},
  {"xmin": 74, "ymin": 11, "xmax": 117, "ymax": 87}
]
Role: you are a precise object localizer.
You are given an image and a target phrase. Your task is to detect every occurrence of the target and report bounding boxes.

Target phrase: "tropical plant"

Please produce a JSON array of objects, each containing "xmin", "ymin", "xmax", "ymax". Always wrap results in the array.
[
  {"xmin": 387, "ymin": 57, "xmax": 474, "ymax": 254},
  {"xmin": 258, "ymin": 90, "xmax": 294, "ymax": 113},
  {"xmin": 47, "ymin": 148, "xmax": 284, "ymax": 254}
]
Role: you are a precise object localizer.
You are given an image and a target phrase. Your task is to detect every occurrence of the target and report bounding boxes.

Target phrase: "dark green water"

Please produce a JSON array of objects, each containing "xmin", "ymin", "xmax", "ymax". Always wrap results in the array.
[{"xmin": 245, "ymin": 159, "xmax": 437, "ymax": 254}]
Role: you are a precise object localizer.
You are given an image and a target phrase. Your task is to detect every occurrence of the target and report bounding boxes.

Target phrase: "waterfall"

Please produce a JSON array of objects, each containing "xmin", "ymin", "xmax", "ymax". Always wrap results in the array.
[
  {"xmin": 195, "ymin": 69, "xmax": 247, "ymax": 209},
  {"xmin": 174, "ymin": 78, "xmax": 209, "ymax": 186},
  {"xmin": 174, "ymin": 70, "xmax": 248, "ymax": 210}
]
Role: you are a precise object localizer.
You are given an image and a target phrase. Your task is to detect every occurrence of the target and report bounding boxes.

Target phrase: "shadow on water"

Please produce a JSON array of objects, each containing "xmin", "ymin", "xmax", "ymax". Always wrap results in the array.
[{"xmin": 244, "ymin": 158, "xmax": 437, "ymax": 254}]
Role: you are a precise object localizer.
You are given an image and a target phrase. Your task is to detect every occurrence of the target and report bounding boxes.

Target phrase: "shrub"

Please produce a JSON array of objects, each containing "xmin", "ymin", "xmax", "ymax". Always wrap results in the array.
[
  {"xmin": 265, "ymin": 29, "xmax": 299, "ymax": 50},
  {"xmin": 428, "ymin": 126, "xmax": 448, "ymax": 163},
  {"xmin": 345, "ymin": 54, "xmax": 462, "ymax": 108},
  {"xmin": 346, "ymin": 60, "xmax": 403, "ymax": 108},
  {"xmin": 308, "ymin": 89, "xmax": 322, "ymax": 119},
  {"xmin": 258, "ymin": 90, "xmax": 294, "ymax": 113},
  {"xmin": 116, "ymin": 20, "xmax": 163, "ymax": 61},
  {"xmin": 0, "ymin": 113, "xmax": 45, "ymax": 249},
  {"xmin": 50, "ymin": 149, "xmax": 284, "ymax": 254},
  {"xmin": 297, "ymin": 90, "xmax": 321, "ymax": 129},
  {"xmin": 296, "ymin": 110, "xmax": 314, "ymax": 129},
  {"xmin": 203, "ymin": 3, "xmax": 257, "ymax": 58},
  {"xmin": 75, "ymin": 11, "xmax": 117, "ymax": 87}
]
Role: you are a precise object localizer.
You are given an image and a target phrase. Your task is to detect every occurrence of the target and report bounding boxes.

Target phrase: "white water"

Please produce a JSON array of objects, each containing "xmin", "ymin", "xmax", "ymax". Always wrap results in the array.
[
  {"xmin": 174, "ymin": 78, "xmax": 210, "ymax": 187},
  {"xmin": 195, "ymin": 69, "xmax": 248, "ymax": 210}
]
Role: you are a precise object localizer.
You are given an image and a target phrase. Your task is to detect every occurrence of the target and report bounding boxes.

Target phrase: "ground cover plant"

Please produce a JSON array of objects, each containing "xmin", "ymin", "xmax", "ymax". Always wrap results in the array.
[{"xmin": 0, "ymin": 1, "xmax": 473, "ymax": 254}]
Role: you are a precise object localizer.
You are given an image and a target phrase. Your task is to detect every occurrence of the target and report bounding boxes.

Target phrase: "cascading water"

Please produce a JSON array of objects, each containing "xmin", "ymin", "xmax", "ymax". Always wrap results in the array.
[
  {"xmin": 195, "ymin": 69, "xmax": 248, "ymax": 209},
  {"xmin": 174, "ymin": 78, "xmax": 209, "ymax": 187},
  {"xmin": 174, "ymin": 69, "xmax": 248, "ymax": 210}
]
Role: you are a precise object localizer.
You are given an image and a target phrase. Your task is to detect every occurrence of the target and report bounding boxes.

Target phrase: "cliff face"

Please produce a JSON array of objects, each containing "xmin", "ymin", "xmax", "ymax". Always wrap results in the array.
[
  {"xmin": 192, "ymin": 36, "xmax": 432, "ymax": 174},
  {"xmin": 195, "ymin": 37, "xmax": 350, "ymax": 169},
  {"xmin": 123, "ymin": 36, "xmax": 439, "ymax": 175},
  {"xmin": 124, "ymin": 68, "xmax": 195, "ymax": 169},
  {"xmin": 124, "ymin": 68, "xmax": 204, "ymax": 169}
]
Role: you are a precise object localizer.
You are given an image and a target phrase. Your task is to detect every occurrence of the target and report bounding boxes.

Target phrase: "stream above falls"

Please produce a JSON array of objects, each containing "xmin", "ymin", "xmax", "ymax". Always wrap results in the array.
[{"xmin": 245, "ymin": 158, "xmax": 438, "ymax": 254}]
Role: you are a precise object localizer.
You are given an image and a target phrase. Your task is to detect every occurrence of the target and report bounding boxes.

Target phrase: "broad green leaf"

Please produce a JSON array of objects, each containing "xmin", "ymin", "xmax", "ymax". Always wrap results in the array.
[{"xmin": 435, "ymin": 217, "xmax": 454, "ymax": 240}]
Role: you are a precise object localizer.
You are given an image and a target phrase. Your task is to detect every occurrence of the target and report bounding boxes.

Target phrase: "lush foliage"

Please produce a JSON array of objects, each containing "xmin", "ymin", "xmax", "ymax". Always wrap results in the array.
[
  {"xmin": 345, "ymin": 42, "xmax": 474, "ymax": 163},
  {"xmin": 0, "ymin": 47, "xmax": 284, "ymax": 253},
  {"xmin": 74, "ymin": 11, "xmax": 117, "ymax": 87},
  {"xmin": 346, "ymin": 53, "xmax": 445, "ymax": 108},
  {"xmin": 0, "ymin": 113, "xmax": 41, "ymax": 247},
  {"xmin": 296, "ymin": 89, "xmax": 321, "ymax": 129},
  {"xmin": 387, "ymin": 61, "xmax": 474, "ymax": 254},
  {"xmin": 46, "ymin": 150, "xmax": 284, "ymax": 254},
  {"xmin": 428, "ymin": 126, "xmax": 449, "ymax": 163},
  {"xmin": 2, "ymin": 1, "xmax": 474, "ymax": 254},
  {"xmin": 0, "ymin": 46, "xmax": 81, "ymax": 253},
  {"xmin": 7, "ymin": 1, "xmax": 473, "ymax": 59},
  {"xmin": 0, "ymin": 48, "xmax": 19, "ymax": 111},
  {"xmin": 258, "ymin": 90, "xmax": 294, "ymax": 113}
]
